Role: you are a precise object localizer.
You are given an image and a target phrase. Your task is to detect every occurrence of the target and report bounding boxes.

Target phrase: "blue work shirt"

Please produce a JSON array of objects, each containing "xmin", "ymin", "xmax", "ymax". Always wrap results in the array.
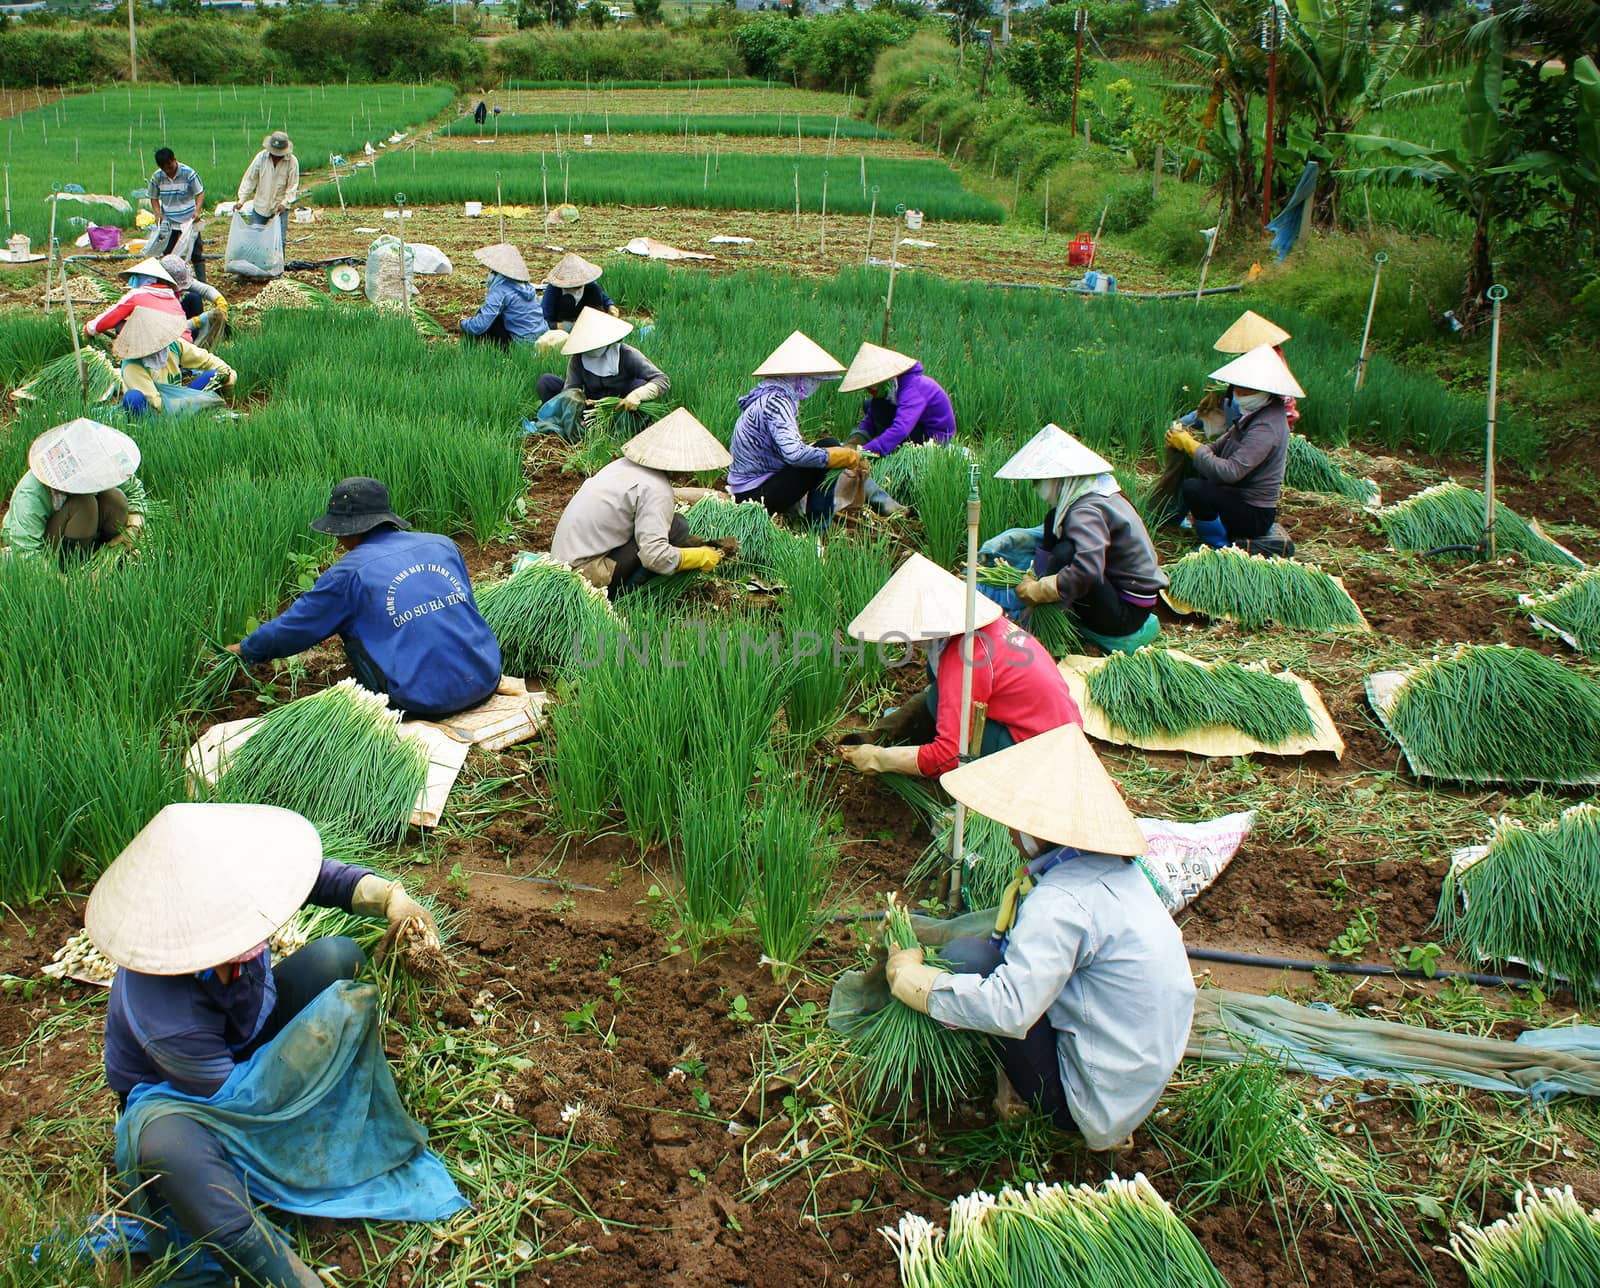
[
  {"xmin": 462, "ymin": 274, "xmax": 548, "ymax": 342},
  {"xmin": 103, "ymin": 860, "xmax": 368, "ymax": 1098},
  {"xmin": 148, "ymin": 162, "xmax": 204, "ymax": 223},
  {"xmin": 541, "ymin": 280, "xmax": 614, "ymax": 330},
  {"xmin": 240, "ymin": 528, "xmax": 502, "ymax": 718}
]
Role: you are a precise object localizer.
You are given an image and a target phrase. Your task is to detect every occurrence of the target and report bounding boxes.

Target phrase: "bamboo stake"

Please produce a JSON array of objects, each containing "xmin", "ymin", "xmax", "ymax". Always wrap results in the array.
[
  {"xmin": 1353, "ymin": 251, "xmax": 1387, "ymax": 391},
  {"xmin": 881, "ymin": 207, "xmax": 904, "ymax": 344},
  {"xmin": 496, "ymin": 171, "xmax": 503, "ymax": 242},
  {"xmin": 43, "ymin": 186, "xmax": 58, "ymax": 313},
  {"xmin": 1484, "ymin": 284, "xmax": 1508, "ymax": 559},
  {"xmin": 819, "ymin": 169, "xmax": 828, "ymax": 258},
  {"xmin": 863, "ymin": 185, "xmax": 878, "ymax": 265},
  {"xmin": 949, "ymin": 462, "xmax": 983, "ymax": 909},
  {"xmin": 331, "ymin": 155, "xmax": 345, "ymax": 215},
  {"xmin": 58, "ymin": 247, "xmax": 87, "ymax": 398},
  {"xmin": 793, "ymin": 164, "xmax": 799, "ymax": 229}
]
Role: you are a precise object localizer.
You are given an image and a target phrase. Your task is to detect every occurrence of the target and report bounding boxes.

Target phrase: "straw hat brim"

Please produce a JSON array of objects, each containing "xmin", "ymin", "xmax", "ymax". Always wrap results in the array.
[
  {"xmin": 562, "ymin": 306, "xmax": 633, "ymax": 355},
  {"xmin": 847, "ymin": 551, "xmax": 1004, "ymax": 643},
  {"xmin": 263, "ymin": 134, "xmax": 293, "ymax": 156},
  {"xmin": 753, "ymin": 330, "xmax": 845, "ymax": 378},
  {"xmin": 1209, "ymin": 344, "xmax": 1305, "ymax": 399},
  {"xmin": 119, "ymin": 257, "xmax": 177, "ymax": 286},
  {"xmin": 474, "ymin": 243, "xmax": 532, "ymax": 282},
  {"xmin": 85, "ymin": 803, "xmax": 325, "ymax": 974},
  {"xmin": 112, "ymin": 306, "xmax": 188, "ymax": 360},
  {"xmin": 1213, "ymin": 309, "xmax": 1290, "ymax": 354},
  {"xmin": 622, "ymin": 408, "xmax": 732, "ymax": 472},
  {"xmin": 995, "ymin": 424, "xmax": 1115, "ymax": 481},
  {"xmin": 546, "ymin": 253, "xmax": 603, "ymax": 288},
  {"xmin": 839, "ymin": 341, "xmax": 917, "ymax": 393},
  {"xmin": 28, "ymin": 418, "xmax": 140, "ymax": 494},
  {"xmin": 940, "ymin": 723, "xmax": 1148, "ymax": 857}
]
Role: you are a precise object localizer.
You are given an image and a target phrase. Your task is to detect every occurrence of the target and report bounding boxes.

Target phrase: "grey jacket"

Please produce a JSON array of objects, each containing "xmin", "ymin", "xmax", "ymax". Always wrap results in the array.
[
  {"xmin": 1192, "ymin": 400, "xmax": 1289, "ymax": 509},
  {"xmin": 551, "ymin": 456, "xmax": 681, "ymax": 575},
  {"xmin": 1043, "ymin": 492, "xmax": 1167, "ymax": 604},
  {"xmin": 562, "ymin": 345, "xmax": 669, "ymax": 402}
]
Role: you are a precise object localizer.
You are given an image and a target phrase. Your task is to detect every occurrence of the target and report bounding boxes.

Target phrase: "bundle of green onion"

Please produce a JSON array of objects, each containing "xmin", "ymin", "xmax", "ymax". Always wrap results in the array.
[
  {"xmin": 843, "ymin": 897, "xmax": 988, "ymax": 1120},
  {"xmin": 1438, "ymin": 803, "xmax": 1600, "ymax": 999},
  {"xmin": 974, "ymin": 562, "xmax": 1083, "ymax": 657},
  {"xmin": 1385, "ymin": 644, "xmax": 1600, "ymax": 782},
  {"xmin": 1285, "ymin": 434, "xmax": 1379, "ymax": 505},
  {"xmin": 1377, "ymin": 482, "xmax": 1580, "ymax": 566},
  {"xmin": 411, "ymin": 306, "xmax": 450, "ymax": 338},
  {"xmin": 209, "ymin": 678, "xmax": 430, "ymax": 845},
  {"xmin": 1165, "ymin": 546, "xmax": 1365, "ymax": 631},
  {"xmin": 882, "ymin": 1175, "xmax": 1230, "ymax": 1288},
  {"xmin": 1527, "ymin": 570, "xmax": 1600, "ymax": 656},
  {"xmin": 581, "ymin": 395, "xmax": 658, "ymax": 440},
  {"xmin": 1087, "ymin": 646, "xmax": 1315, "ymax": 745},
  {"xmin": 1448, "ymin": 1185, "xmax": 1600, "ymax": 1288},
  {"xmin": 683, "ymin": 495, "xmax": 810, "ymax": 574},
  {"xmin": 12, "ymin": 349, "xmax": 118, "ymax": 405},
  {"xmin": 475, "ymin": 556, "xmax": 614, "ymax": 680}
]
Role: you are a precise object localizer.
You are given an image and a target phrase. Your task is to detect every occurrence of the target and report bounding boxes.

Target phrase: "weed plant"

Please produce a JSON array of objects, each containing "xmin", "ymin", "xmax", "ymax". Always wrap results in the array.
[{"xmin": 749, "ymin": 760, "xmax": 842, "ymax": 981}]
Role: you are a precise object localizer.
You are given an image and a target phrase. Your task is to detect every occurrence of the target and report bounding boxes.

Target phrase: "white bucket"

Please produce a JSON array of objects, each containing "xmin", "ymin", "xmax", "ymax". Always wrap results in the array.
[
  {"xmin": 904, "ymin": 209, "xmax": 924, "ymax": 230},
  {"xmin": 464, "ymin": 201, "xmax": 483, "ymax": 217},
  {"xmin": 293, "ymin": 207, "xmax": 315, "ymax": 224},
  {"xmin": 7, "ymin": 234, "xmax": 29, "ymax": 258},
  {"xmin": 584, "ymin": 135, "xmax": 594, "ymax": 147}
]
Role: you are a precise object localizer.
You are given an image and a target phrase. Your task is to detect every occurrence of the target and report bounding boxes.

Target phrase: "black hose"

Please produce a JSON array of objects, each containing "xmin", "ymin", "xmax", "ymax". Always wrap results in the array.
[
  {"xmin": 1423, "ymin": 543, "xmax": 1484, "ymax": 558},
  {"xmin": 1185, "ymin": 945, "xmax": 1528, "ymax": 989}
]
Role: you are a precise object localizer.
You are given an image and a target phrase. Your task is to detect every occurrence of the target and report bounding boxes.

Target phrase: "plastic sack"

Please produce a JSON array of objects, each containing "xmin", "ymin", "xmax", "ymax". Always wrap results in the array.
[
  {"xmin": 224, "ymin": 211, "xmax": 284, "ymax": 279},
  {"xmin": 155, "ymin": 382, "xmax": 224, "ymax": 417},
  {"xmin": 87, "ymin": 225, "xmax": 122, "ymax": 251},
  {"xmin": 406, "ymin": 243, "xmax": 453, "ymax": 275},
  {"xmin": 365, "ymin": 236, "xmax": 415, "ymax": 307}
]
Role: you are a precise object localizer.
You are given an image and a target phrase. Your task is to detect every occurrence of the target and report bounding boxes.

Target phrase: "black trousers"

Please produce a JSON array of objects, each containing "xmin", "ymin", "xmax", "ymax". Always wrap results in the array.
[
  {"xmin": 605, "ymin": 514, "xmax": 709, "ymax": 599},
  {"xmin": 733, "ymin": 437, "xmax": 839, "ymax": 518},
  {"xmin": 1043, "ymin": 535, "xmax": 1154, "ymax": 638},
  {"xmin": 534, "ymin": 372, "xmax": 567, "ymax": 403},
  {"xmin": 1181, "ymin": 476, "xmax": 1275, "ymax": 540},
  {"xmin": 130, "ymin": 939, "xmax": 366, "ymax": 1248},
  {"xmin": 150, "ymin": 227, "xmax": 205, "ymax": 284},
  {"xmin": 463, "ymin": 316, "xmax": 514, "ymax": 349}
]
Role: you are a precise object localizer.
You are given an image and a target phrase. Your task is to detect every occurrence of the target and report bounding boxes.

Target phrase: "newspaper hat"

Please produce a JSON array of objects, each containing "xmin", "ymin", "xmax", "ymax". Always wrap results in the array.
[
  {"xmin": 1213, "ymin": 309, "xmax": 1290, "ymax": 354},
  {"xmin": 940, "ymin": 723, "xmax": 1148, "ymax": 857},
  {"xmin": 28, "ymin": 418, "xmax": 140, "ymax": 494},
  {"xmin": 474, "ymin": 243, "xmax": 531, "ymax": 283},
  {"xmin": 119, "ymin": 256, "xmax": 177, "ymax": 286},
  {"xmin": 85, "ymin": 803, "xmax": 324, "ymax": 974},
  {"xmin": 1209, "ymin": 343, "xmax": 1305, "ymax": 399},
  {"xmin": 263, "ymin": 131, "xmax": 293, "ymax": 156},
  {"xmin": 753, "ymin": 331, "xmax": 845, "ymax": 379},
  {"xmin": 545, "ymin": 252, "xmax": 603, "ymax": 288},
  {"xmin": 623, "ymin": 407, "xmax": 732, "ymax": 473},
  {"xmin": 847, "ymin": 551, "xmax": 1003, "ymax": 643},
  {"xmin": 995, "ymin": 424, "xmax": 1114, "ymax": 481},
  {"xmin": 112, "ymin": 306, "xmax": 187, "ymax": 360},
  {"xmin": 562, "ymin": 306, "xmax": 633, "ymax": 355},
  {"xmin": 839, "ymin": 341, "xmax": 917, "ymax": 393}
]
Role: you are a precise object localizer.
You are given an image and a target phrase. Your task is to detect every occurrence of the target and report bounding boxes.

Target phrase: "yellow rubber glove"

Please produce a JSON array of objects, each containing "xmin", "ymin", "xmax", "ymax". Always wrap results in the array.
[
  {"xmin": 352, "ymin": 875, "xmax": 440, "ymax": 947},
  {"xmin": 826, "ymin": 446, "xmax": 864, "ymax": 471},
  {"xmin": 1016, "ymin": 573, "xmax": 1061, "ymax": 607},
  {"xmin": 608, "ymin": 306, "xmax": 622, "ymax": 318},
  {"xmin": 840, "ymin": 743, "xmax": 922, "ymax": 775},
  {"xmin": 1166, "ymin": 427, "xmax": 1201, "ymax": 457},
  {"xmin": 884, "ymin": 943, "xmax": 946, "ymax": 1014},
  {"xmin": 677, "ymin": 546, "xmax": 723, "ymax": 573}
]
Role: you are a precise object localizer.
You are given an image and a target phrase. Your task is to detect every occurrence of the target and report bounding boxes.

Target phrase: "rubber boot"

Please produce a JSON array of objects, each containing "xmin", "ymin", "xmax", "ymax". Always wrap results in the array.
[
  {"xmin": 1192, "ymin": 516, "xmax": 1228, "ymax": 549},
  {"xmin": 1080, "ymin": 613, "xmax": 1162, "ymax": 656},
  {"xmin": 864, "ymin": 477, "xmax": 909, "ymax": 518},
  {"xmin": 219, "ymin": 1220, "xmax": 321, "ymax": 1288}
]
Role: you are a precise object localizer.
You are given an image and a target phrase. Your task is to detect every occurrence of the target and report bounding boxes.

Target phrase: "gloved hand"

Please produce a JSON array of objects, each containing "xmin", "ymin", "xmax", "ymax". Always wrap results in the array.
[
  {"xmin": 826, "ymin": 446, "xmax": 864, "ymax": 471},
  {"xmin": 884, "ymin": 941, "xmax": 946, "ymax": 1014},
  {"xmin": 608, "ymin": 306, "xmax": 622, "ymax": 318},
  {"xmin": 353, "ymin": 875, "xmax": 441, "ymax": 948},
  {"xmin": 1166, "ymin": 426, "xmax": 1201, "ymax": 457},
  {"xmin": 1016, "ymin": 573, "xmax": 1061, "ymax": 607},
  {"xmin": 187, "ymin": 370, "xmax": 217, "ymax": 391},
  {"xmin": 536, "ymin": 329, "xmax": 567, "ymax": 351},
  {"xmin": 621, "ymin": 391, "xmax": 643, "ymax": 412},
  {"xmin": 840, "ymin": 743, "xmax": 922, "ymax": 776},
  {"xmin": 677, "ymin": 546, "xmax": 723, "ymax": 573}
]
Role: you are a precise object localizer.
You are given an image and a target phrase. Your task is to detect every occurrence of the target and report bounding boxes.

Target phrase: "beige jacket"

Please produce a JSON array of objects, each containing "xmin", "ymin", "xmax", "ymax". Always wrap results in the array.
[
  {"xmin": 237, "ymin": 151, "xmax": 300, "ymax": 216},
  {"xmin": 551, "ymin": 457, "xmax": 681, "ymax": 578},
  {"xmin": 120, "ymin": 340, "xmax": 236, "ymax": 411}
]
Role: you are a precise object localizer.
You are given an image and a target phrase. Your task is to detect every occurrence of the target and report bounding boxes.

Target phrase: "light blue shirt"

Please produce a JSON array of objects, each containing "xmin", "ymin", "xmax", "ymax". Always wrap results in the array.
[
  {"xmin": 149, "ymin": 163, "xmax": 203, "ymax": 223},
  {"xmin": 928, "ymin": 850, "xmax": 1196, "ymax": 1148}
]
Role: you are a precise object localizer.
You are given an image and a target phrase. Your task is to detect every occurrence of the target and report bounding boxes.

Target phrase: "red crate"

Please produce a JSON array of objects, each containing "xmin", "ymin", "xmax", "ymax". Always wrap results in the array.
[{"xmin": 1067, "ymin": 234, "xmax": 1096, "ymax": 267}]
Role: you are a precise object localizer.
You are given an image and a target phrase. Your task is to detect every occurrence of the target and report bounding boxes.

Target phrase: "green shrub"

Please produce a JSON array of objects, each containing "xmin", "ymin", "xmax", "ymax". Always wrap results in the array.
[
  {"xmin": 1133, "ymin": 185, "xmax": 1217, "ymax": 267},
  {"xmin": 146, "ymin": 22, "xmax": 269, "ymax": 85},
  {"xmin": 490, "ymin": 28, "xmax": 741, "ymax": 82},
  {"xmin": 1099, "ymin": 175, "xmax": 1156, "ymax": 232},
  {"xmin": 0, "ymin": 28, "xmax": 122, "ymax": 84}
]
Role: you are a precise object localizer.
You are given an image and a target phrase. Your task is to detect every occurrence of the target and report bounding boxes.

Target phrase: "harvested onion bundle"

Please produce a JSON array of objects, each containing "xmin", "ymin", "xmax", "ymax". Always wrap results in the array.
[
  {"xmin": 1449, "ymin": 1185, "xmax": 1600, "ymax": 1288},
  {"xmin": 476, "ymin": 555, "xmax": 614, "ymax": 680},
  {"xmin": 1527, "ymin": 569, "xmax": 1600, "ymax": 657},
  {"xmin": 1377, "ymin": 482, "xmax": 1578, "ymax": 566},
  {"xmin": 1165, "ymin": 546, "xmax": 1364, "ymax": 631},
  {"xmin": 1285, "ymin": 434, "xmax": 1378, "ymax": 505},
  {"xmin": 1087, "ymin": 647, "xmax": 1314, "ymax": 745}
]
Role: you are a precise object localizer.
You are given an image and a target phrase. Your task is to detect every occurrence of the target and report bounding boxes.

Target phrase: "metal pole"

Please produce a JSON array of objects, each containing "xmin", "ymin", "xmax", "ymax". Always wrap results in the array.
[
  {"xmin": 3, "ymin": 164, "xmax": 9, "ymax": 233},
  {"xmin": 1070, "ymin": 9, "xmax": 1086, "ymax": 135},
  {"xmin": 1195, "ymin": 197, "xmax": 1227, "ymax": 305},
  {"xmin": 1484, "ymin": 284, "xmax": 1507, "ymax": 559},
  {"xmin": 863, "ymin": 185, "xmax": 878, "ymax": 265},
  {"xmin": 393, "ymin": 192, "xmax": 409, "ymax": 308},
  {"xmin": 1353, "ymin": 251, "xmax": 1387, "ymax": 391},
  {"xmin": 793, "ymin": 164, "xmax": 800, "ymax": 229},
  {"xmin": 43, "ymin": 186, "xmax": 58, "ymax": 314},
  {"xmin": 949, "ymin": 462, "xmax": 983, "ymax": 909},
  {"xmin": 541, "ymin": 155, "xmax": 548, "ymax": 227},
  {"xmin": 331, "ymin": 155, "xmax": 346, "ymax": 216},
  {"xmin": 881, "ymin": 207, "xmax": 904, "ymax": 345},
  {"xmin": 58, "ymin": 248, "xmax": 87, "ymax": 398}
]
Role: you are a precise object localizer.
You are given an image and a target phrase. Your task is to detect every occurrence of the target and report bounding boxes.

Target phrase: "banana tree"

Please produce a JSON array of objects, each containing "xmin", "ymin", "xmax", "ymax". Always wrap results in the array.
[
  {"xmin": 1178, "ymin": 0, "xmax": 1261, "ymax": 217},
  {"xmin": 1490, "ymin": 55, "xmax": 1600, "ymax": 254}
]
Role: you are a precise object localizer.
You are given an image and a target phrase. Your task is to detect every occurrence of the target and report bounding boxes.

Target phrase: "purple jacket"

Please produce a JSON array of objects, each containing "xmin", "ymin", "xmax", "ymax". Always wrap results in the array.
[
  {"xmin": 855, "ymin": 364, "xmax": 957, "ymax": 455},
  {"xmin": 728, "ymin": 378, "xmax": 828, "ymax": 495}
]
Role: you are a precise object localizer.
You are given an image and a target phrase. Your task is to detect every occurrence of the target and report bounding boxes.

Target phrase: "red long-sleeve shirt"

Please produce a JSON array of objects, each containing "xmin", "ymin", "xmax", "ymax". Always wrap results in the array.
[
  {"xmin": 85, "ymin": 285, "xmax": 189, "ymax": 338},
  {"xmin": 918, "ymin": 619, "xmax": 1081, "ymax": 777}
]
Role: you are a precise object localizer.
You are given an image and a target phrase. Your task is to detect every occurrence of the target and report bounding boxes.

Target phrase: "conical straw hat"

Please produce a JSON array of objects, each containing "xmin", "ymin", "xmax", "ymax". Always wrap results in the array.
[
  {"xmin": 85, "ymin": 803, "xmax": 324, "ymax": 975},
  {"xmin": 623, "ymin": 407, "xmax": 732, "ymax": 472},
  {"xmin": 28, "ymin": 418, "xmax": 140, "ymax": 494},
  {"xmin": 1213, "ymin": 309, "xmax": 1290, "ymax": 354},
  {"xmin": 562, "ymin": 306, "xmax": 633, "ymax": 355},
  {"xmin": 545, "ymin": 253, "xmax": 602, "ymax": 288},
  {"xmin": 119, "ymin": 256, "xmax": 177, "ymax": 286},
  {"xmin": 940, "ymin": 723, "xmax": 1147, "ymax": 857},
  {"xmin": 112, "ymin": 306, "xmax": 187, "ymax": 360},
  {"xmin": 995, "ymin": 424, "xmax": 1114, "ymax": 481},
  {"xmin": 753, "ymin": 331, "xmax": 845, "ymax": 379},
  {"xmin": 848, "ymin": 552, "xmax": 1003, "ymax": 643},
  {"xmin": 474, "ymin": 243, "xmax": 531, "ymax": 282},
  {"xmin": 839, "ymin": 341, "xmax": 917, "ymax": 393},
  {"xmin": 1209, "ymin": 343, "xmax": 1305, "ymax": 399}
]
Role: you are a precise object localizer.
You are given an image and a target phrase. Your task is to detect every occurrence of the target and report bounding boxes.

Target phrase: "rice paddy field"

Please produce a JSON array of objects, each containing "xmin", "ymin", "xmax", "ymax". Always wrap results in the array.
[{"xmin": 5, "ymin": 78, "xmax": 1600, "ymax": 1288}]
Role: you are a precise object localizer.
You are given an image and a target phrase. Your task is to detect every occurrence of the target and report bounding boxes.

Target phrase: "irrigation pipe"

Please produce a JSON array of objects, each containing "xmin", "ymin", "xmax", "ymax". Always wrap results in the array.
[{"xmin": 1484, "ymin": 283, "xmax": 1507, "ymax": 560}]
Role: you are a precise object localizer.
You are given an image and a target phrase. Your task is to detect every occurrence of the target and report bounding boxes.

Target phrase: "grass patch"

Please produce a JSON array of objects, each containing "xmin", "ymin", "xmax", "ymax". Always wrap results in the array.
[{"xmin": 445, "ymin": 112, "xmax": 890, "ymax": 140}]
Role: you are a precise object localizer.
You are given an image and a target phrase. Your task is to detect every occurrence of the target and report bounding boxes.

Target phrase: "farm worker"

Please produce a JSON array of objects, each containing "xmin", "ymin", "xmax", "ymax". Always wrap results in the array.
[
  {"xmin": 112, "ymin": 307, "xmax": 236, "ymax": 417},
  {"xmin": 459, "ymin": 243, "xmax": 548, "ymax": 348},
  {"xmin": 728, "ymin": 330, "xmax": 861, "ymax": 520},
  {"xmin": 529, "ymin": 307, "xmax": 669, "ymax": 441},
  {"xmin": 236, "ymin": 131, "xmax": 300, "ymax": 254},
  {"xmin": 830, "ymin": 341, "xmax": 956, "ymax": 518},
  {"xmin": 83, "ymin": 258, "xmax": 190, "ymax": 340},
  {"xmin": 161, "ymin": 254, "xmax": 228, "ymax": 347},
  {"xmin": 1165, "ymin": 343, "xmax": 1302, "ymax": 553},
  {"xmin": 552, "ymin": 408, "xmax": 741, "ymax": 600},
  {"xmin": 1, "ymin": 418, "xmax": 145, "ymax": 562},
  {"xmin": 884, "ymin": 724, "xmax": 1195, "ymax": 1143},
  {"xmin": 225, "ymin": 477, "xmax": 503, "ymax": 721},
  {"xmin": 146, "ymin": 146, "xmax": 207, "ymax": 282},
  {"xmin": 980, "ymin": 424, "xmax": 1166, "ymax": 655},
  {"xmin": 539, "ymin": 253, "xmax": 617, "ymax": 335},
  {"xmin": 838, "ymin": 553, "xmax": 1080, "ymax": 778},
  {"xmin": 89, "ymin": 803, "xmax": 463, "ymax": 1288}
]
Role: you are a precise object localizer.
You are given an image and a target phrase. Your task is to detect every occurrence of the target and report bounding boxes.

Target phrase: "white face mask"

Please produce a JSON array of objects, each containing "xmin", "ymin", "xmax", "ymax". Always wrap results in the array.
[
  {"xmin": 1235, "ymin": 390, "xmax": 1272, "ymax": 414},
  {"xmin": 1034, "ymin": 478, "xmax": 1063, "ymax": 506},
  {"xmin": 1016, "ymin": 831, "xmax": 1046, "ymax": 859}
]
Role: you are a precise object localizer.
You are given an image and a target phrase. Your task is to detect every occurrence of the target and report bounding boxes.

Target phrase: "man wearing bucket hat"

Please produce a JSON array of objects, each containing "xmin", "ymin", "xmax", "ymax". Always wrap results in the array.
[
  {"xmin": 84, "ymin": 257, "xmax": 190, "ymax": 340},
  {"xmin": 838, "ymin": 553, "xmax": 1080, "ymax": 778},
  {"xmin": 978, "ymin": 424, "xmax": 1166, "ymax": 655},
  {"xmin": 1, "ymin": 418, "xmax": 146, "ymax": 562},
  {"xmin": 226, "ymin": 478, "xmax": 503, "ymax": 721},
  {"xmin": 459, "ymin": 243, "xmax": 548, "ymax": 348},
  {"xmin": 728, "ymin": 331, "xmax": 863, "ymax": 520},
  {"xmin": 237, "ymin": 131, "xmax": 300, "ymax": 255},
  {"xmin": 883, "ymin": 725, "xmax": 1195, "ymax": 1144},
  {"xmin": 1165, "ymin": 343, "xmax": 1302, "ymax": 552},
  {"xmin": 91, "ymin": 803, "xmax": 453, "ymax": 1288},
  {"xmin": 147, "ymin": 146, "xmax": 207, "ymax": 282},
  {"xmin": 528, "ymin": 306, "xmax": 670, "ymax": 441},
  {"xmin": 552, "ymin": 408, "xmax": 741, "ymax": 599},
  {"xmin": 112, "ymin": 306, "xmax": 236, "ymax": 417},
  {"xmin": 161, "ymin": 254, "xmax": 229, "ymax": 347},
  {"xmin": 539, "ymin": 252, "xmax": 618, "ymax": 334}
]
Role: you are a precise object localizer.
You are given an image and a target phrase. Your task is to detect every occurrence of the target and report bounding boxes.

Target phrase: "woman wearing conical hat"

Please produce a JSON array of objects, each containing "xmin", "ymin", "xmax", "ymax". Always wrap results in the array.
[
  {"xmin": 540, "ymin": 252, "xmax": 617, "ymax": 333},
  {"xmin": 1, "ymin": 418, "xmax": 147, "ymax": 562},
  {"xmin": 459, "ymin": 244, "xmax": 548, "ymax": 348},
  {"xmin": 112, "ymin": 305, "xmax": 235, "ymax": 417},
  {"xmin": 83, "ymin": 257, "xmax": 190, "ymax": 341},
  {"xmin": 728, "ymin": 331, "xmax": 863, "ymax": 520},
  {"xmin": 528, "ymin": 307, "xmax": 670, "ymax": 441},
  {"xmin": 552, "ymin": 409, "xmax": 741, "ymax": 599},
  {"xmin": 838, "ymin": 554, "xmax": 1080, "ymax": 778},
  {"xmin": 882, "ymin": 726, "xmax": 1195, "ymax": 1145},
  {"xmin": 833, "ymin": 340, "xmax": 957, "ymax": 517}
]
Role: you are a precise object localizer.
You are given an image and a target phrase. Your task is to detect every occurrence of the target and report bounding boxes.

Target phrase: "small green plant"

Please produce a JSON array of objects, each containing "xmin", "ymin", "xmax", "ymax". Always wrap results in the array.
[
  {"xmin": 1394, "ymin": 942, "xmax": 1444, "ymax": 978},
  {"xmin": 448, "ymin": 863, "xmax": 472, "ymax": 896},
  {"xmin": 1329, "ymin": 907, "xmax": 1379, "ymax": 961},
  {"xmin": 727, "ymin": 994, "xmax": 755, "ymax": 1025}
]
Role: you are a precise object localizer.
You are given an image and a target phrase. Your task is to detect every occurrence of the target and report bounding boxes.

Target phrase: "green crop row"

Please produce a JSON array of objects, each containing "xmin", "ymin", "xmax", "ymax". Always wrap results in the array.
[
  {"xmin": 443, "ymin": 111, "xmax": 891, "ymax": 140},
  {"xmin": 503, "ymin": 78, "xmax": 771, "ymax": 91}
]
